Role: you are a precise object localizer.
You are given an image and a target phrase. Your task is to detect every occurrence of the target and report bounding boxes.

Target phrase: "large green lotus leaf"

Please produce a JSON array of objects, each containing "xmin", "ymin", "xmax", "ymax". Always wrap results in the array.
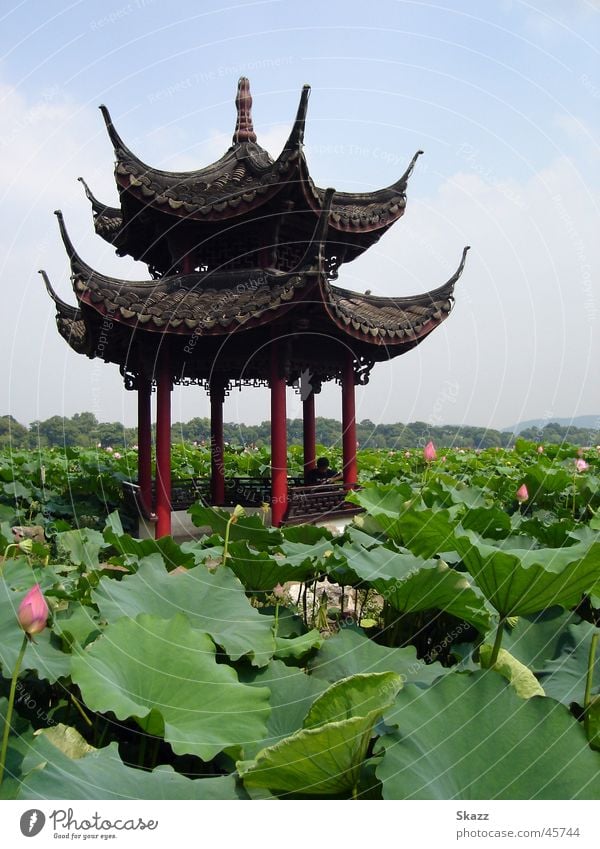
[
  {"xmin": 0, "ymin": 574, "xmax": 70, "ymax": 683},
  {"xmin": 103, "ymin": 528, "xmax": 195, "ymax": 572},
  {"xmin": 17, "ymin": 737, "xmax": 246, "ymax": 800},
  {"xmin": 226, "ymin": 541, "xmax": 315, "ymax": 592},
  {"xmin": 71, "ymin": 613, "xmax": 270, "ymax": 761},
  {"xmin": 346, "ymin": 484, "xmax": 413, "ymax": 540},
  {"xmin": 586, "ymin": 696, "xmax": 600, "ymax": 751},
  {"xmin": 455, "ymin": 532, "xmax": 600, "ymax": 617},
  {"xmin": 461, "ymin": 506, "xmax": 512, "ymax": 540},
  {"xmin": 341, "ymin": 543, "xmax": 491, "ymax": 633},
  {"xmin": 500, "ymin": 608, "xmax": 579, "ymax": 673},
  {"xmin": 53, "ymin": 603, "xmax": 102, "ymax": 648},
  {"xmin": 479, "ymin": 646, "xmax": 545, "ymax": 698},
  {"xmin": 281, "ymin": 524, "xmax": 334, "ymax": 544},
  {"xmin": 304, "ymin": 672, "xmax": 403, "ymax": 729},
  {"xmin": 376, "ymin": 671, "xmax": 600, "ymax": 799},
  {"xmin": 55, "ymin": 528, "xmax": 107, "ymax": 568},
  {"xmin": 274, "ymin": 629, "xmax": 323, "ymax": 660},
  {"xmin": 0, "ymin": 697, "xmax": 36, "ymax": 799},
  {"xmin": 188, "ymin": 504, "xmax": 282, "ymax": 549},
  {"xmin": 238, "ymin": 711, "xmax": 383, "ymax": 796},
  {"xmin": 92, "ymin": 556, "xmax": 275, "ymax": 666},
  {"xmin": 393, "ymin": 509, "xmax": 458, "ymax": 558},
  {"xmin": 308, "ymin": 625, "xmax": 446, "ymax": 687},
  {"xmin": 537, "ymin": 621, "xmax": 600, "ymax": 706},
  {"xmin": 240, "ymin": 660, "xmax": 328, "ymax": 758},
  {"xmin": 238, "ymin": 673, "xmax": 401, "ymax": 796}
]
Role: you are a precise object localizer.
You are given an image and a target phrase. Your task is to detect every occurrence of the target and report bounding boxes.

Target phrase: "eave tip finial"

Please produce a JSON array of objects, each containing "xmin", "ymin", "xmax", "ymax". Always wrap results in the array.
[{"xmin": 233, "ymin": 77, "xmax": 257, "ymax": 144}]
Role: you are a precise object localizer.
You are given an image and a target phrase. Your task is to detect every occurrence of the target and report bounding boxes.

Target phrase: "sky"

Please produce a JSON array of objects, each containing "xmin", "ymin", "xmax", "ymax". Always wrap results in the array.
[{"xmin": 1, "ymin": 0, "xmax": 599, "ymax": 431}]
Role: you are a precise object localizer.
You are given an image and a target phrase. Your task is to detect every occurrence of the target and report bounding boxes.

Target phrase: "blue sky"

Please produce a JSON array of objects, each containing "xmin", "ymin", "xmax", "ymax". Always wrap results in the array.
[{"xmin": 1, "ymin": 0, "xmax": 599, "ymax": 430}]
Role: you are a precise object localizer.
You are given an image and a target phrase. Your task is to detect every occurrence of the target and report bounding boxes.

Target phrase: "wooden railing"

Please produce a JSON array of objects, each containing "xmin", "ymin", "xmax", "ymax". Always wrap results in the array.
[{"xmin": 122, "ymin": 477, "xmax": 363, "ymax": 526}]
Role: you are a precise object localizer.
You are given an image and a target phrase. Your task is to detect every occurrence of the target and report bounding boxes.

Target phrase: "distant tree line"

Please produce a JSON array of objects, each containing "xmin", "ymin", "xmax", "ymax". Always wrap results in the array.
[{"xmin": 1, "ymin": 413, "xmax": 598, "ymax": 451}]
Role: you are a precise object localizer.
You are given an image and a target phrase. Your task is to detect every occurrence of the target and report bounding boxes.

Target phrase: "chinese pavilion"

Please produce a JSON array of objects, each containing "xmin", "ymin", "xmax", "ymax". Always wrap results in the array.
[{"xmin": 42, "ymin": 78, "xmax": 468, "ymax": 538}]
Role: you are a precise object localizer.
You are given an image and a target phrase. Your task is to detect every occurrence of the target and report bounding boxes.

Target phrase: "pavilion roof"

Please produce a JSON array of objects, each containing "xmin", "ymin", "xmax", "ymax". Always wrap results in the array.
[
  {"xmin": 83, "ymin": 79, "xmax": 422, "ymax": 271},
  {"xmin": 45, "ymin": 195, "xmax": 468, "ymax": 367}
]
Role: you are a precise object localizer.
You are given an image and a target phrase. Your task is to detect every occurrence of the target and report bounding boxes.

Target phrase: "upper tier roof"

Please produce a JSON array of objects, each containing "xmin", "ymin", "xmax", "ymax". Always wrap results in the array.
[{"xmin": 84, "ymin": 78, "xmax": 423, "ymax": 274}]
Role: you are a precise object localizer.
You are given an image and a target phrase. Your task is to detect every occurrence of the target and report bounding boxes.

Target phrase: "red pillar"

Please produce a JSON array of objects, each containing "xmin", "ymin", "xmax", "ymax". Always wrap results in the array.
[
  {"xmin": 303, "ymin": 391, "xmax": 316, "ymax": 477},
  {"xmin": 210, "ymin": 379, "xmax": 226, "ymax": 506},
  {"xmin": 341, "ymin": 353, "xmax": 358, "ymax": 488},
  {"xmin": 155, "ymin": 349, "xmax": 172, "ymax": 538},
  {"xmin": 270, "ymin": 342, "xmax": 288, "ymax": 526},
  {"xmin": 137, "ymin": 378, "xmax": 152, "ymax": 516}
]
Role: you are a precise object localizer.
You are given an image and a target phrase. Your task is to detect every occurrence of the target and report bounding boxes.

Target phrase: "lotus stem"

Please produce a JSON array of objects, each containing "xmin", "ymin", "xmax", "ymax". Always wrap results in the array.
[
  {"xmin": 489, "ymin": 618, "xmax": 505, "ymax": 667},
  {"xmin": 70, "ymin": 692, "xmax": 93, "ymax": 727},
  {"xmin": 584, "ymin": 632, "xmax": 599, "ymax": 736},
  {"xmin": 0, "ymin": 633, "xmax": 28, "ymax": 786}
]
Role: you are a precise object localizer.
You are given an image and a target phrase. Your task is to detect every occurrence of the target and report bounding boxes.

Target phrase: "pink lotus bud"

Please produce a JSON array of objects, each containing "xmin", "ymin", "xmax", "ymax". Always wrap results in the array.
[
  {"xmin": 404, "ymin": 451, "xmax": 411, "ymax": 458},
  {"xmin": 273, "ymin": 583, "xmax": 286, "ymax": 599},
  {"xmin": 105, "ymin": 446, "xmax": 113, "ymax": 453},
  {"xmin": 441, "ymin": 455, "xmax": 447, "ymax": 463},
  {"xmin": 575, "ymin": 459, "xmax": 589, "ymax": 472},
  {"xmin": 423, "ymin": 441, "xmax": 437, "ymax": 462},
  {"xmin": 516, "ymin": 484, "xmax": 529, "ymax": 503},
  {"xmin": 537, "ymin": 445, "xmax": 544, "ymax": 454},
  {"xmin": 113, "ymin": 452, "xmax": 122, "ymax": 460},
  {"xmin": 17, "ymin": 584, "xmax": 49, "ymax": 637}
]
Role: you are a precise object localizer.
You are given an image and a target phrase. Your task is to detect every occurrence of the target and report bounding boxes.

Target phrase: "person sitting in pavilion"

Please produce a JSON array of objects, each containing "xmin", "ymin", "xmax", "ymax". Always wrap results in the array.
[{"xmin": 305, "ymin": 457, "xmax": 343, "ymax": 486}]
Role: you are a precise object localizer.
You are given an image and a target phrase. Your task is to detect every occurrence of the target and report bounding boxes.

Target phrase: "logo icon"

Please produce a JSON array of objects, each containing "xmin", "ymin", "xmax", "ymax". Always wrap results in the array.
[{"xmin": 19, "ymin": 810, "xmax": 46, "ymax": 837}]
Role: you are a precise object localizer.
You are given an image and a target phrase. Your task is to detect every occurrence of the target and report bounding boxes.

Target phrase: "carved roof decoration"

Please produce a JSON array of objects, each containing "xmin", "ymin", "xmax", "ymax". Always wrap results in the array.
[
  {"xmin": 86, "ymin": 78, "xmax": 422, "ymax": 272},
  {"xmin": 46, "ymin": 194, "xmax": 468, "ymax": 358}
]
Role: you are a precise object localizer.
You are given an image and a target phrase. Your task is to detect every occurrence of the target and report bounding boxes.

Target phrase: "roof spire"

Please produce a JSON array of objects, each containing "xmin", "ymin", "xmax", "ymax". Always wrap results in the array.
[{"xmin": 233, "ymin": 77, "xmax": 257, "ymax": 144}]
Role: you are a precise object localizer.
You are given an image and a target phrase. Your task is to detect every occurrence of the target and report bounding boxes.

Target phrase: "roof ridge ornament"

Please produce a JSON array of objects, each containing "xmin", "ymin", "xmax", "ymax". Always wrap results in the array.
[
  {"xmin": 396, "ymin": 149, "xmax": 424, "ymax": 192},
  {"xmin": 98, "ymin": 104, "xmax": 132, "ymax": 155},
  {"xmin": 38, "ymin": 269, "xmax": 81, "ymax": 319},
  {"xmin": 233, "ymin": 77, "xmax": 257, "ymax": 144},
  {"xmin": 285, "ymin": 84, "xmax": 310, "ymax": 149}
]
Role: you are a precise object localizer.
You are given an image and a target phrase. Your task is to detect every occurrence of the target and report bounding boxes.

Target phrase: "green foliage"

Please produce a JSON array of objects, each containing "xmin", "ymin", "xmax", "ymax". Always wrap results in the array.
[
  {"xmin": 1, "ymin": 439, "xmax": 599, "ymax": 800},
  {"xmin": 376, "ymin": 672, "xmax": 600, "ymax": 799}
]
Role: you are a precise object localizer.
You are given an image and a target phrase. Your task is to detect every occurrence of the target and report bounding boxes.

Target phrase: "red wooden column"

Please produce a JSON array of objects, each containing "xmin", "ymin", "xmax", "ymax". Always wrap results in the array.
[
  {"xmin": 302, "ymin": 390, "xmax": 316, "ymax": 477},
  {"xmin": 210, "ymin": 379, "xmax": 226, "ymax": 506},
  {"xmin": 341, "ymin": 353, "xmax": 358, "ymax": 488},
  {"xmin": 155, "ymin": 348, "xmax": 172, "ymax": 538},
  {"xmin": 270, "ymin": 341, "xmax": 288, "ymax": 526},
  {"xmin": 137, "ymin": 377, "xmax": 152, "ymax": 516}
]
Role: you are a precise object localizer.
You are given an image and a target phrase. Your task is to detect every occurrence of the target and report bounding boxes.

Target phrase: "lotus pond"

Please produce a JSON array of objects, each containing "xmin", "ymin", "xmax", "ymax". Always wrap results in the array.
[{"xmin": 0, "ymin": 438, "xmax": 599, "ymax": 799}]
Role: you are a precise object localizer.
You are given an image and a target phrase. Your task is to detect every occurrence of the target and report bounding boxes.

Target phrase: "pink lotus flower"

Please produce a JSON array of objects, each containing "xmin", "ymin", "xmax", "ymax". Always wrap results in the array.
[
  {"xmin": 575, "ymin": 459, "xmax": 589, "ymax": 472},
  {"xmin": 423, "ymin": 441, "xmax": 437, "ymax": 462},
  {"xmin": 17, "ymin": 584, "xmax": 49, "ymax": 637},
  {"xmin": 113, "ymin": 452, "xmax": 122, "ymax": 460},
  {"xmin": 516, "ymin": 484, "xmax": 529, "ymax": 503},
  {"xmin": 105, "ymin": 446, "xmax": 113, "ymax": 453},
  {"xmin": 404, "ymin": 451, "xmax": 411, "ymax": 458}
]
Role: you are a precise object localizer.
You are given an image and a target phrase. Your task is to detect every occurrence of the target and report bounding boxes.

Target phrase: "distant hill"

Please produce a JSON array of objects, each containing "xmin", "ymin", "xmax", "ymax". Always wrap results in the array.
[{"xmin": 504, "ymin": 415, "xmax": 600, "ymax": 434}]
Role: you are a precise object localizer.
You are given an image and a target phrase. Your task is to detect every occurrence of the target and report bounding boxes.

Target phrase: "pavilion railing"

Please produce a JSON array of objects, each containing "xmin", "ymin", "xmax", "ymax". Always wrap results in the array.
[{"xmin": 122, "ymin": 476, "xmax": 363, "ymax": 525}]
